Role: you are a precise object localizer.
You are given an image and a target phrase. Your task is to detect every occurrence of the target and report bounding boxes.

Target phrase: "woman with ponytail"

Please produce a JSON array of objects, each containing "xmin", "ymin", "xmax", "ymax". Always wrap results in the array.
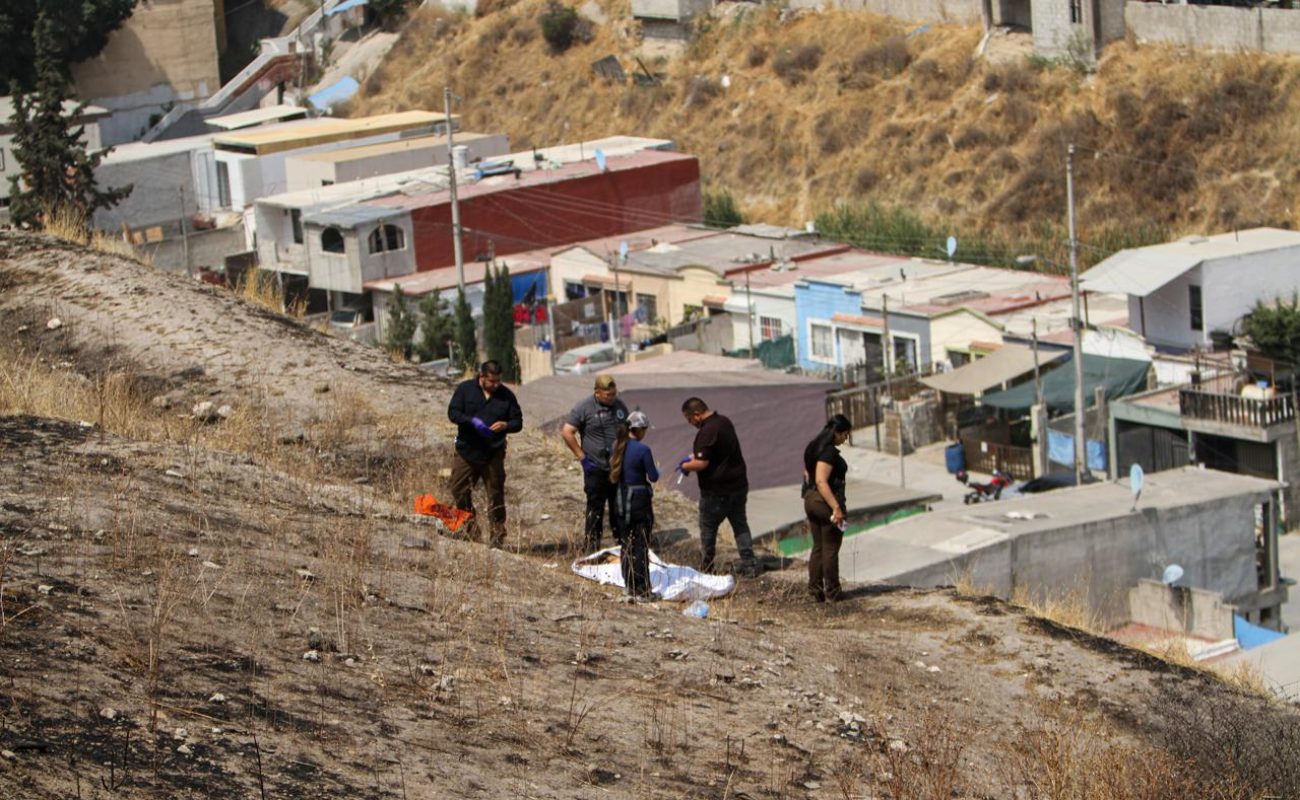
[
  {"xmin": 609, "ymin": 411, "xmax": 659, "ymax": 599},
  {"xmin": 802, "ymin": 414, "xmax": 852, "ymax": 602}
]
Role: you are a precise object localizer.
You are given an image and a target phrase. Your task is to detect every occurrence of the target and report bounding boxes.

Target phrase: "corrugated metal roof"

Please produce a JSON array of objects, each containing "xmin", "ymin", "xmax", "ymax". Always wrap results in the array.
[
  {"xmin": 1080, "ymin": 228, "xmax": 1300, "ymax": 296},
  {"xmin": 302, "ymin": 203, "xmax": 395, "ymax": 227}
]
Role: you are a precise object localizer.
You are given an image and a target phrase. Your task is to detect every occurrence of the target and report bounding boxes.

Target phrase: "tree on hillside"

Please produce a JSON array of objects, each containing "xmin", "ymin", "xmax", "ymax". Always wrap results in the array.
[
  {"xmin": 0, "ymin": 0, "xmax": 138, "ymax": 92},
  {"xmin": 482, "ymin": 264, "xmax": 521, "ymax": 382},
  {"xmin": 1244, "ymin": 295, "xmax": 1300, "ymax": 367},
  {"xmin": 385, "ymin": 285, "xmax": 418, "ymax": 360},
  {"xmin": 453, "ymin": 287, "xmax": 477, "ymax": 374},
  {"xmin": 702, "ymin": 190, "xmax": 746, "ymax": 229},
  {"xmin": 415, "ymin": 291, "xmax": 455, "ymax": 363},
  {"xmin": 368, "ymin": 0, "xmax": 414, "ymax": 31},
  {"xmin": 538, "ymin": 1, "xmax": 591, "ymax": 52},
  {"xmin": 7, "ymin": 10, "xmax": 132, "ymax": 228}
]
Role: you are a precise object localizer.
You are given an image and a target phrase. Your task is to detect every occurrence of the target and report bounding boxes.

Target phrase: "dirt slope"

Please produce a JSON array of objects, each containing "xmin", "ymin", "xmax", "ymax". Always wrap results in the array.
[
  {"xmin": 1, "ymin": 233, "xmax": 1299, "ymax": 798},
  {"xmin": 346, "ymin": 1, "xmax": 1300, "ymax": 253}
]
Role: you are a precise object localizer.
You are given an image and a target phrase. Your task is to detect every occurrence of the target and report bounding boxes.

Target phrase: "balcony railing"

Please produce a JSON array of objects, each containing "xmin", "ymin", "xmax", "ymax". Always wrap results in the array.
[{"xmin": 1178, "ymin": 388, "xmax": 1295, "ymax": 428}]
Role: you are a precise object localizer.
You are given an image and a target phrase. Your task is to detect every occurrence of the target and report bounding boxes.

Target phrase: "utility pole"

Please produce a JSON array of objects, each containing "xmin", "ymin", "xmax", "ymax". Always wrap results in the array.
[
  {"xmin": 884, "ymin": 294, "xmax": 904, "ymax": 487},
  {"xmin": 444, "ymin": 87, "xmax": 465, "ymax": 294},
  {"xmin": 611, "ymin": 251, "xmax": 621, "ymax": 352},
  {"xmin": 1032, "ymin": 317, "xmax": 1042, "ymax": 409},
  {"xmin": 746, "ymin": 269, "xmax": 755, "ymax": 355},
  {"xmin": 178, "ymin": 186, "xmax": 191, "ymax": 278},
  {"xmin": 1067, "ymin": 144, "xmax": 1087, "ymax": 485}
]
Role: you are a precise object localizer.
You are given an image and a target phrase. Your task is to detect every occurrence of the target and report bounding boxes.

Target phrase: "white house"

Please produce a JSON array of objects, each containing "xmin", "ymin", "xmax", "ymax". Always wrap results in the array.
[{"xmin": 1080, "ymin": 229, "xmax": 1300, "ymax": 352}]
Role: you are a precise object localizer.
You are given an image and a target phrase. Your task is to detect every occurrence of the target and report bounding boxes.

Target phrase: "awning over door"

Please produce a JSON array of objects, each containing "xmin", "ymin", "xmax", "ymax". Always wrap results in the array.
[{"xmin": 921, "ymin": 344, "xmax": 1066, "ymax": 396}]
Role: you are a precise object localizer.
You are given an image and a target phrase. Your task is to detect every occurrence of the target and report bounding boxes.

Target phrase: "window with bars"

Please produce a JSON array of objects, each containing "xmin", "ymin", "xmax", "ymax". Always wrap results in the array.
[
  {"xmin": 1069, "ymin": 0, "xmax": 1082, "ymax": 24},
  {"xmin": 810, "ymin": 324, "xmax": 834, "ymax": 360},
  {"xmin": 636, "ymin": 293, "xmax": 657, "ymax": 325},
  {"xmin": 1189, "ymin": 285, "xmax": 1203, "ymax": 332},
  {"xmin": 760, "ymin": 316, "xmax": 782, "ymax": 341},
  {"xmin": 368, "ymin": 224, "xmax": 405, "ymax": 254}
]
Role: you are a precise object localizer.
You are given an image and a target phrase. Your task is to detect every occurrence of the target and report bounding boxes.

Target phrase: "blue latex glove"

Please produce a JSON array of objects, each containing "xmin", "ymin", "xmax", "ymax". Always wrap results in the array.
[
  {"xmin": 677, "ymin": 456, "xmax": 692, "ymax": 474},
  {"xmin": 580, "ymin": 455, "xmax": 598, "ymax": 474},
  {"xmin": 471, "ymin": 417, "xmax": 493, "ymax": 439}
]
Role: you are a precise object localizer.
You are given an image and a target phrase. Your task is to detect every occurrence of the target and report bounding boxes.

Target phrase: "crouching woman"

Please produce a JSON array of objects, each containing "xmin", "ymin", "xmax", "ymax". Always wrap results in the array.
[{"xmin": 610, "ymin": 411, "xmax": 659, "ymax": 599}]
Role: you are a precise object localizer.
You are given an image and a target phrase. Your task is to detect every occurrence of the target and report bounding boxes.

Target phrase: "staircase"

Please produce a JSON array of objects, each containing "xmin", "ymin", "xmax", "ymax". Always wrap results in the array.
[{"xmin": 143, "ymin": 0, "xmax": 346, "ymax": 142}]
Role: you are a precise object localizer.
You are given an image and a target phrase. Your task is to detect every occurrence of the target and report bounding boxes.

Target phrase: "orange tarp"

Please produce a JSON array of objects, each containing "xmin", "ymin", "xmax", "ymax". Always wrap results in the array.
[{"xmin": 414, "ymin": 494, "xmax": 472, "ymax": 532}]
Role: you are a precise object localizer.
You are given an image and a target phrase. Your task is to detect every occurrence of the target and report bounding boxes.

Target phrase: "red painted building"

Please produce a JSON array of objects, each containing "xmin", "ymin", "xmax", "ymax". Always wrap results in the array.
[{"xmin": 366, "ymin": 150, "xmax": 702, "ymax": 272}]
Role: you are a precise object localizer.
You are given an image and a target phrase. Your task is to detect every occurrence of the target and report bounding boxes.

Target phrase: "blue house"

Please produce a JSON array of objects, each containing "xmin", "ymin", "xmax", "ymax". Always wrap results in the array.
[{"xmin": 794, "ymin": 277, "xmax": 934, "ymax": 377}]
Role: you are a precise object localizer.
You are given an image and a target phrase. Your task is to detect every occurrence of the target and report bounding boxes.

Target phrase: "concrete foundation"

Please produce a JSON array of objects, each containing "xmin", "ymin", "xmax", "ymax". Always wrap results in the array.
[{"xmin": 833, "ymin": 467, "xmax": 1286, "ymax": 627}]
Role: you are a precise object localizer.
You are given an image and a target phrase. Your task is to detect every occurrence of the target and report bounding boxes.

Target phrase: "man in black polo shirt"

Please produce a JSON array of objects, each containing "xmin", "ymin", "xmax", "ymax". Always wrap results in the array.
[
  {"xmin": 446, "ymin": 360, "xmax": 524, "ymax": 547},
  {"xmin": 678, "ymin": 397, "xmax": 758, "ymax": 576},
  {"xmin": 560, "ymin": 374, "xmax": 629, "ymax": 553}
]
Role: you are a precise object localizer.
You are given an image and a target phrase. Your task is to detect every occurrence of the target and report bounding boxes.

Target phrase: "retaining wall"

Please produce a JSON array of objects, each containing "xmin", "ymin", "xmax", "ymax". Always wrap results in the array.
[{"xmin": 1127, "ymin": 2, "xmax": 1300, "ymax": 54}]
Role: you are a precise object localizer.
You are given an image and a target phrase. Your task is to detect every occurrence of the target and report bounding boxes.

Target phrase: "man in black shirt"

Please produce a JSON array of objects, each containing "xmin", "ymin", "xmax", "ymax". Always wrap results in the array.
[
  {"xmin": 678, "ymin": 397, "xmax": 758, "ymax": 576},
  {"xmin": 446, "ymin": 360, "xmax": 524, "ymax": 547}
]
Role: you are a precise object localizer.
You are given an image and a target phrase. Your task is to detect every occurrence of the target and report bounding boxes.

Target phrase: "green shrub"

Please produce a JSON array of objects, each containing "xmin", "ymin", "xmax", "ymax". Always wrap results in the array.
[
  {"xmin": 538, "ymin": 1, "xmax": 585, "ymax": 52},
  {"xmin": 702, "ymin": 190, "xmax": 745, "ymax": 229}
]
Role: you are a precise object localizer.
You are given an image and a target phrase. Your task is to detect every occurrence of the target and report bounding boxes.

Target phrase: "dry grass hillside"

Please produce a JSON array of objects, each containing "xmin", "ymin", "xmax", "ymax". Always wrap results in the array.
[
  {"xmin": 347, "ymin": 0, "xmax": 1300, "ymax": 258},
  {"xmin": 3, "ymin": 235, "xmax": 1300, "ymax": 796}
]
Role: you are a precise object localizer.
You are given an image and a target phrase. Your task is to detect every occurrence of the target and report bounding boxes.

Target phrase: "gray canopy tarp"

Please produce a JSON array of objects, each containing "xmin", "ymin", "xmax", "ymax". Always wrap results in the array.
[
  {"xmin": 979, "ymin": 353, "xmax": 1151, "ymax": 413},
  {"xmin": 921, "ymin": 344, "xmax": 1067, "ymax": 396}
]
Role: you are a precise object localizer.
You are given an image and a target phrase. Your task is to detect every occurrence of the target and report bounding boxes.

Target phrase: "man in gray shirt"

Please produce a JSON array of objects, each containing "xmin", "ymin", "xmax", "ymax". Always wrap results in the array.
[{"xmin": 561, "ymin": 374, "xmax": 629, "ymax": 552}]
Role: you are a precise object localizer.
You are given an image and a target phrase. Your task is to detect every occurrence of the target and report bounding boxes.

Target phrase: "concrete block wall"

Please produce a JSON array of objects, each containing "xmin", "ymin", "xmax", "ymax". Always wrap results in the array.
[
  {"xmin": 892, "ymin": 487, "xmax": 1263, "ymax": 625},
  {"xmin": 1032, "ymin": 0, "xmax": 1086, "ymax": 59},
  {"xmin": 1275, "ymin": 425, "xmax": 1300, "ymax": 528},
  {"xmin": 884, "ymin": 394, "xmax": 944, "ymax": 455},
  {"xmin": 1126, "ymin": 2, "xmax": 1300, "ymax": 55},
  {"xmin": 1128, "ymin": 578, "xmax": 1236, "ymax": 640},
  {"xmin": 788, "ymin": 0, "xmax": 983, "ymax": 26}
]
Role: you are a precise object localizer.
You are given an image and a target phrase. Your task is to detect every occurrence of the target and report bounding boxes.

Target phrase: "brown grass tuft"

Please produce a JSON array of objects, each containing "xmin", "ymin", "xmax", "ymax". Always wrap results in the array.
[{"xmin": 772, "ymin": 44, "xmax": 823, "ymax": 85}]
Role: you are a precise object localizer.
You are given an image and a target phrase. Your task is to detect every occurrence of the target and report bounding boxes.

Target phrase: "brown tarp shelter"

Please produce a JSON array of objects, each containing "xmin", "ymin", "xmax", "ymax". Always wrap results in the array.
[
  {"xmin": 517, "ymin": 366, "xmax": 837, "ymax": 502},
  {"xmin": 921, "ymin": 344, "xmax": 1067, "ymax": 396}
]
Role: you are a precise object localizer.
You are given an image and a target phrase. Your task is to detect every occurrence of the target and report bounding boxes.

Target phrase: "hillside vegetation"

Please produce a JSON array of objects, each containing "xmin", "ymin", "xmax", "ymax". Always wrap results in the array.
[
  {"xmin": 3, "ymin": 229, "xmax": 1300, "ymax": 798},
  {"xmin": 346, "ymin": 0, "xmax": 1300, "ymax": 266}
]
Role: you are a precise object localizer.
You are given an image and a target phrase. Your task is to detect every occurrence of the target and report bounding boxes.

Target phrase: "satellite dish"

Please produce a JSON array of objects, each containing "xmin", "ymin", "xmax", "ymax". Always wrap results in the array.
[
  {"xmin": 594, "ymin": 149, "xmax": 606, "ymax": 171},
  {"xmin": 619, "ymin": 241, "xmax": 628, "ymax": 263},
  {"xmin": 1130, "ymin": 463, "xmax": 1144, "ymax": 511},
  {"xmin": 720, "ymin": 75, "xmax": 731, "ymax": 89},
  {"xmin": 1162, "ymin": 564, "xmax": 1184, "ymax": 585},
  {"xmin": 945, "ymin": 236, "xmax": 957, "ymax": 259}
]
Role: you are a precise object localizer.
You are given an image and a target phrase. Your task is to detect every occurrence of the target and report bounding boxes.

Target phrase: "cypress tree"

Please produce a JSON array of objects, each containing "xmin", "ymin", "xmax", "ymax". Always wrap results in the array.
[
  {"xmin": 384, "ymin": 285, "xmax": 417, "ymax": 360},
  {"xmin": 495, "ymin": 264, "xmax": 522, "ymax": 382},
  {"xmin": 453, "ymin": 287, "xmax": 477, "ymax": 374},
  {"xmin": 7, "ymin": 7, "xmax": 131, "ymax": 228},
  {"xmin": 482, "ymin": 262, "xmax": 507, "ymax": 372},
  {"xmin": 415, "ymin": 291, "xmax": 454, "ymax": 362}
]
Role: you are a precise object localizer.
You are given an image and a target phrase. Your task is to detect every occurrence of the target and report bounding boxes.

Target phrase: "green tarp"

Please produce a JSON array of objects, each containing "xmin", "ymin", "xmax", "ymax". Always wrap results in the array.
[
  {"xmin": 724, "ymin": 334, "xmax": 797, "ymax": 370},
  {"xmin": 979, "ymin": 353, "xmax": 1151, "ymax": 413}
]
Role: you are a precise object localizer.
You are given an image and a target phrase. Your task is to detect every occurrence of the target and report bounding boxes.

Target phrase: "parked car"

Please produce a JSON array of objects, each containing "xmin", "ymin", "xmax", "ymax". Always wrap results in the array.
[
  {"xmin": 554, "ymin": 343, "xmax": 619, "ymax": 375},
  {"xmin": 328, "ymin": 304, "xmax": 376, "ymax": 345}
]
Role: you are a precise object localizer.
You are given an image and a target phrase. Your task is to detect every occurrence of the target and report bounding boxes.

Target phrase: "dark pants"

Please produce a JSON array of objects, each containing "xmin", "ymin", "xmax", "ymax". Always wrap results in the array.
[
  {"xmin": 616, "ymin": 485, "xmax": 653, "ymax": 597},
  {"xmin": 698, "ymin": 488, "xmax": 755, "ymax": 573},
  {"xmin": 450, "ymin": 450, "xmax": 506, "ymax": 545},
  {"xmin": 583, "ymin": 468, "xmax": 621, "ymax": 553},
  {"xmin": 804, "ymin": 489, "xmax": 843, "ymax": 601}
]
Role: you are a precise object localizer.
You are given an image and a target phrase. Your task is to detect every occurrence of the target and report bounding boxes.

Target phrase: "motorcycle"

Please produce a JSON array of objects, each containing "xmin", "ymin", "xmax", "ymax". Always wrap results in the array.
[{"xmin": 956, "ymin": 470, "xmax": 1012, "ymax": 504}]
